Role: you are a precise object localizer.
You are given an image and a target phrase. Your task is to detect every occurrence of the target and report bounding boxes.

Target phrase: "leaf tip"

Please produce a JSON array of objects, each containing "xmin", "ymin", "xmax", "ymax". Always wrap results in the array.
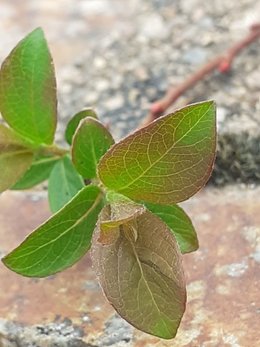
[
  {"xmin": 1, "ymin": 254, "xmax": 14, "ymax": 273},
  {"xmin": 206, "ymin": 99, "xmax": 216, "ymax": 111},
  {"xmin": 29, "ymin": 27, "xmax": 45, "ymax": 38}
]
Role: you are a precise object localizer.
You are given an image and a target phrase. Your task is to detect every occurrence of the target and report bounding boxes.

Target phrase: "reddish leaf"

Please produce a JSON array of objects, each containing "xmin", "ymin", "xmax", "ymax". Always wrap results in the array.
[
  {"xmin": 91, "ymin": 205, "xmax": 186, "ymax": 339},
  {"xmin": 98, "ymin": 101, "xmax": 216, "ymax": 204}
]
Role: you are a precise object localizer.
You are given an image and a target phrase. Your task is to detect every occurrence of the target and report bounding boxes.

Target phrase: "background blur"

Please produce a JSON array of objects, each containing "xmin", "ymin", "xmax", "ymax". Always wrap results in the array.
[
  {"xmin": 0, "ymin": 0, "xmax": 260, "ymax": 138},
  {"xmin": 0, "ymin": 0, "xmax": 259, "ymax": 184}
]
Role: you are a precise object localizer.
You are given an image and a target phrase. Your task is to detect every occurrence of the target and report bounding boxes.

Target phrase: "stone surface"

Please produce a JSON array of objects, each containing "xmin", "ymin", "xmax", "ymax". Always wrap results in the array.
[{"xmin": 0, "ymin": 186, "xmax": 259, "ymax": 346}]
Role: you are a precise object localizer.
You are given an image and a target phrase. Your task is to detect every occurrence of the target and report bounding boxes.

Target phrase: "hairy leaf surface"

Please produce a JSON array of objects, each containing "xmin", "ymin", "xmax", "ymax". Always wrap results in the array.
[
  {"xmin": 12, "ymin": 155, "xmax": 60, "ymax": 190},
  {"xmin": 0, "ymin": 28, "xmax": 57, "ymax": 144},
  {"xmin": 65, "ymin": 109, "xmax": 98, "ymax": 145},
  {"xmin": 145, "ymin": 203, "xmax": 198, "ymax": 253},
  {"xmin": 48, "ymin": 155, "xmax": 84, "ymax": 213},
  {"xmin": 3, "ymin": 185, "xmax": 104, "ymax": 277},
  {"xmin": 98, "ymin": 101, "xmax": 216, "ymax": 204},
  {"xmin": 0, "ymin": 124, "xmax": 33, "ymax": 191},
  {"xmin": 91, "ymin": 206, "xmax": 186, "ymax": 339},
  {"xmin": 72, "ymin": 117, "xmax": 114, "ymax": 179}
]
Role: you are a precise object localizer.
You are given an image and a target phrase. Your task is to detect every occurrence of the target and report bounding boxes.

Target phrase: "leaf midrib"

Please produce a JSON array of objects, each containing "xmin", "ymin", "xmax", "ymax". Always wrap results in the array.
[
  {"xmin": 127, "ymin": 236, "xmax": 171, "ymax": 336},
  {"xmin": 116, "ymin": 106, "xmax": 211, "ymax": 192},
  {"xmin": 7, "ymin": 191, "xmax": 103, "ymax": 261}
]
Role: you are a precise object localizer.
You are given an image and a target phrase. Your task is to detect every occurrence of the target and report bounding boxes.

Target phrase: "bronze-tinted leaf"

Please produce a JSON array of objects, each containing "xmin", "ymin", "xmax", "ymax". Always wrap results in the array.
[
  {"xmin": 91, "ymin": 205, "xmax": 186, "ymax": 339},
  {"xmin": 102, "ymin": 193, "xmax": 145, "ymax": 229},
  {"xmin": 98, "ymin": 101, "xmax": 216, "ymax": 204},
  {"xmin": 99, "ymin": 198, "xmax": 144, "ymax": 244}
]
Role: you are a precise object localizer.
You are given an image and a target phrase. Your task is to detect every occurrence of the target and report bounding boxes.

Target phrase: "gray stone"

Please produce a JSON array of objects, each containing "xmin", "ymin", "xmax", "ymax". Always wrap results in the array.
[
  {"xmin": 103, "ymin": 95, "xmax": 124, "ymax": 111},
  {"xmin": 183, "ymin": 47, "xmax": 208, "ymax": 65},
  {"xmin": 0, "ymin": 319, "xmax": 89, "ymax": 347},
  {"xmin": 96, "ymin": 315, "xmax": 133, "ymax": 346},
  {"xmin": 216, "ymin": 106, "xmax": 228, "ymax": 126},
  {"xmin": 138, "ymin": 14, "xmax": 168, "ymax": 40}
]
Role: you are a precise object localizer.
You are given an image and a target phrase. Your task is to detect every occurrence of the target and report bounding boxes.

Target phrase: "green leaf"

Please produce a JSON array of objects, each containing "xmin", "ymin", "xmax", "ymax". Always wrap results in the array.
[
  {"xmin": 48, "ymin": 155, "xmax": 84, "ymax": 213},
  {"xmin": 0, "ymin": 124, "xmax": 33, "ymax": 192},
  {"xmin": 65, "ymin": 109, "xmax": 98, "ymax": 145},
  {"xmin": 98, "ymin": 101, "xmax": 216, "ymax": 204},
  {"xmin": 91, "ymin": 205, "xmax": 186, "ymax": 339},
  {"xmin": 72, "ymin": 117, "xmax": 114, "ymax": 179},
  {"xmin": 0, "ymin": 28, "xmax": 57, "ymax": 144},
  {"xmin": 145, "ymin": 202, "xmax": 198, "ymax": 254},
  {"xmin": 12, "ymin": 155, "xmax": 60, "ymax": 190},
  {"xmin": 2, "ymin": 185, "xmax": 104, "ymax": 277}
]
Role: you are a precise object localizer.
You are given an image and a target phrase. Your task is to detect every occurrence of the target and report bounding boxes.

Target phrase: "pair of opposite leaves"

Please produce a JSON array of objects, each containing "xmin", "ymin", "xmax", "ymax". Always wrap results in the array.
[{"xmin": 0, "ymin": 28, "xmax": 216, "ymax": 339}]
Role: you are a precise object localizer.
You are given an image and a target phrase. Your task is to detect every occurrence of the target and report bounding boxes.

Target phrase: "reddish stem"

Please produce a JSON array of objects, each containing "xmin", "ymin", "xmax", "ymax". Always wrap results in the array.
[{"xmin": 141, "ymin": 24, "xmax": 260, "ymax": 127}]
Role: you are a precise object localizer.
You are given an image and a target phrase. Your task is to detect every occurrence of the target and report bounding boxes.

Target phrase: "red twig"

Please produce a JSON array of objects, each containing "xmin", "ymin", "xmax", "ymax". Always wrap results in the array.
[{"xmin": 141, "ymin": 24, "xmax": 260, "ymax": 127}]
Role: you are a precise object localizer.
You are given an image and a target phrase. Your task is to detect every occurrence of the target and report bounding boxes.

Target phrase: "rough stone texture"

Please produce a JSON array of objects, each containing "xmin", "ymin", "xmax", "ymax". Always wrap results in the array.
[
  {"xmin": 0, "ymin": 0, "xmax": 259, "ymax": 185},
  {"xmin": 0, "ymin": 186, "xmax": 259, "ymax": 346}
]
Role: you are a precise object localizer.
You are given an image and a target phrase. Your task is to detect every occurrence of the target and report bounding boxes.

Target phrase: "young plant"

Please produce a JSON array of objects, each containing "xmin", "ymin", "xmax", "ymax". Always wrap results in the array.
[{"xmin": 0, "ymin": 28, "xmax": 216, "ymax": 339}]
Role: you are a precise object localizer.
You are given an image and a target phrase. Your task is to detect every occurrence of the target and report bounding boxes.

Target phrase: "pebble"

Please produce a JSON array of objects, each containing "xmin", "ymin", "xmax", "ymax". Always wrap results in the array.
[
  {"xmin": 96, "ymin": 315, "xmax": 133, "ymax": 346},
  {"xmin": 139, "ymin": 13, "xmax": 168, "ymax": 40},
  {"xmin": 103, "ymin": 95, "xmax": 124, "ymax": 110},
  {"xmin": 217, "ymin": 106, "xmax": 228, "ymax": 125},
  {"xmin": 183, "ymin": 47, "xmax": 208, "ymax": 65},
  {"xmin": 225, "ymin": 259, "xmax": 249, "ymax": 278},
  {"xmin": 78, "ymin": 0, "xmax": 111, "ymax": 15},
  {"xmin": 96, "ymin": 79, "xmax": 110, "ymax": 92}
]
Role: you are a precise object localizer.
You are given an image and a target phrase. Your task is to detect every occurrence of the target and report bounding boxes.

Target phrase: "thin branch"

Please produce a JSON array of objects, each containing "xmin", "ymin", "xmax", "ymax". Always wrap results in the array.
[{"xmin": 141, "ymin": 23, "xmax": 260, "ymax": 127}]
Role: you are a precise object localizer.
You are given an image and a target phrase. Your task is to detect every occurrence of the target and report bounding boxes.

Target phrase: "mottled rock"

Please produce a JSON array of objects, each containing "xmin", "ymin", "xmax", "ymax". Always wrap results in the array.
[{"xmin": 0, "ymin": 186, "xmax": 259, "ymax": 346}]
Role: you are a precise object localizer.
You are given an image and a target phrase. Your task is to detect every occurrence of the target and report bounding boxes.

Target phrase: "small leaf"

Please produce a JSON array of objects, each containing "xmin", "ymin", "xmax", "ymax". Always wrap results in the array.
[
  {"xmin": 2, "ymin": 185, "xmax": 104, "ymax": 277},
  {"xmin": 48, "ymin": 155, "xmax": 84, "ymax": 213},
  {"xmin": 0, "ymin": 124, "xmax": 33, "ymax": 192},
  {"xmin": 98, "ymin": 101, "xmax": 216, "ymax": 204},
  {"xmin": 91, "ymin": 205, "xmax": 186, "ymax": 339},
  {"xmin": 65, "ymin": 109, "xmax": 98, "ymax": 145},
  {"xmin": 100, "ymin": 199, "xmax": 145, "ymax": 244},
  {"xmin": 145, "ymin": 202, "xmax": 198, "ymax": 254},
  {"xmin": 72, "ymin": 117, "xmax": 114, "ymax": 179},
  {"xmin": 0, "ymin": 28, "xmax": 57, "ymax": 144},
  {"xmin": 12, "ymin": 155, "xmax": 60, "ymax": 190}
]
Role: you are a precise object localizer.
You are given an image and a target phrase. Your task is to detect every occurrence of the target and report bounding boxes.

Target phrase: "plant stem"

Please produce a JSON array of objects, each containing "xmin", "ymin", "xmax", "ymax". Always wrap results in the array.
[
  {"xmin": 140, "ymin": 23, "xmax": 260, "ymax": 127},
  {"xmin": 40, "ymin": 144, "xmax": 69, "ymax": 157}
]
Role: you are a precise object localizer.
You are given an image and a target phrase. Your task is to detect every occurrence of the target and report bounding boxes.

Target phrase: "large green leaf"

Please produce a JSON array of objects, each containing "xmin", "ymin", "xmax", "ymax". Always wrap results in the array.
[
  {"xmin": 98, "ymin": 101, "xmax": 216, "ymax": 204},
  {"xmin": 12, "ymin": 155, "xmax": 60, "ymax": 190},
  {"xmin": 65, "ymin": 109, "xmax": 98, "ymax": 145},
  {"xmin": 145, "ymin": 202, "xmax": 198, "ymax": 254},
  {"xmin": 2, "ymin": 185, "xmax": 104, "ymax": 277},
  {"xmin": 48, "ymin": 155, "xmax": 84, "ymax": 213},
  {"xmin": 91, "ymin": 205, "xmax": 186, "ymax": 339},
  {"xmin": 0, "ymin": 124, "xmax": 33, "ymax": 192},
  {"xmin": 0, "ymin": 28, "xmax": 57, "ymax": 144},
  {"xmin": 72, "ymin": 117, "xmax": 114, "ymax": 179}
]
